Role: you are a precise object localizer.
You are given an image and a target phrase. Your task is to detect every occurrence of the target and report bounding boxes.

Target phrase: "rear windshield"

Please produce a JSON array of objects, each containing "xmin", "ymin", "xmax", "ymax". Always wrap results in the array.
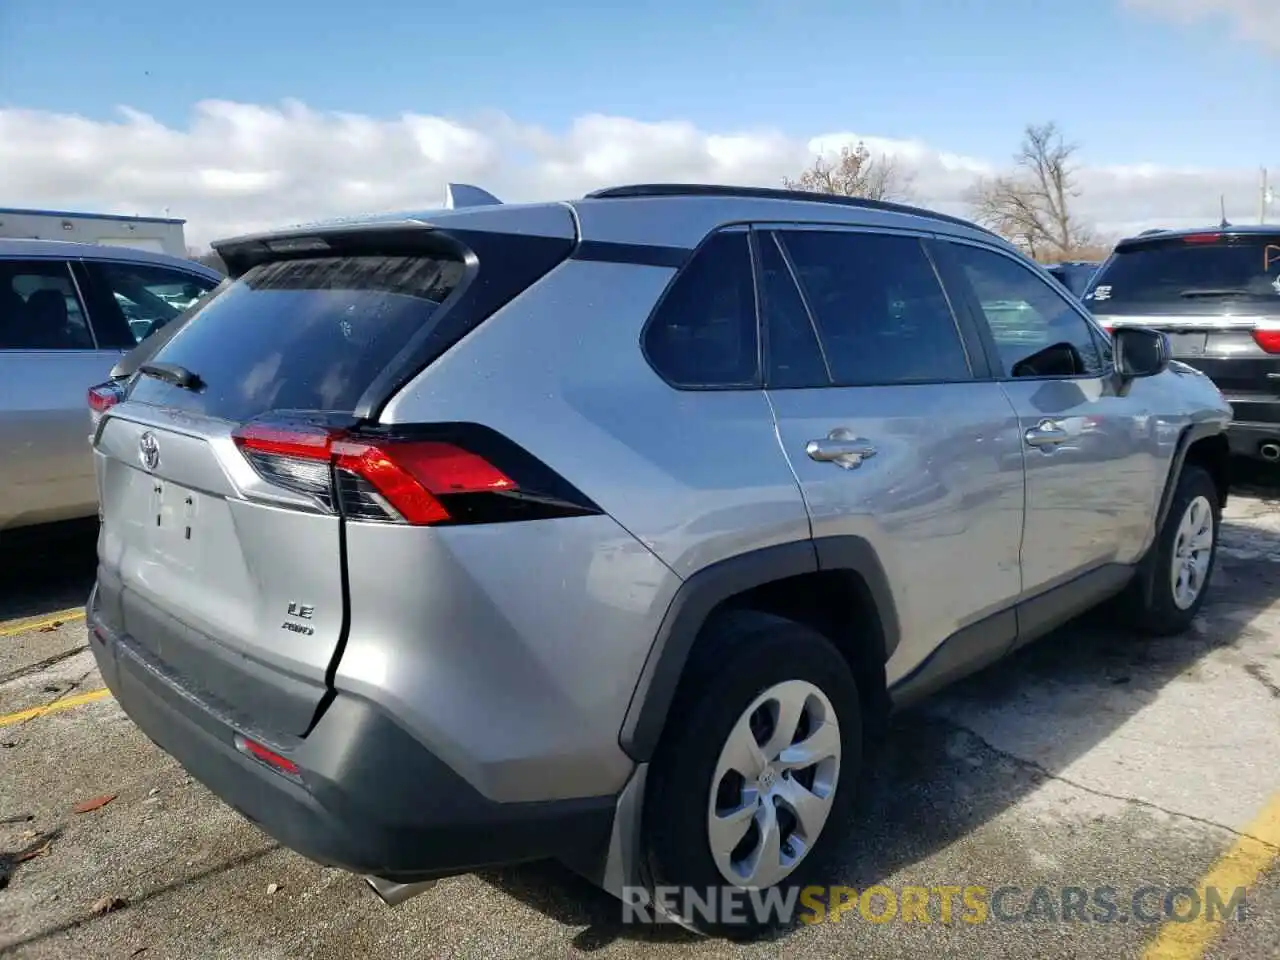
[
  {"xmin": 1085, "ymin": 235, "xmax": 1280, "ymax": 312},
  {"xmin": 127, "ymin": 255, "xmax": 464, "ymax": 421}
]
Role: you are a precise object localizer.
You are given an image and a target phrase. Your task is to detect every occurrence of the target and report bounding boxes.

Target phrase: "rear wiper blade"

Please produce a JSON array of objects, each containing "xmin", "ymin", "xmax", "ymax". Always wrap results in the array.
[
  {"xmin": 138, "ymin": 362, "xmax": 204, "ymax": 391},
  {"xmin": 1179, "ymin": 287, "xmax": 1252, "ymax": 298}
]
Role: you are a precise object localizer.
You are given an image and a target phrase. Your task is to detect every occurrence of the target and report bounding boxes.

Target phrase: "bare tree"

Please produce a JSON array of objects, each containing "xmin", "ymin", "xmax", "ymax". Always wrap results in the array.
[
  {"xmin": 966, "ymin": 122, "xmax": 1095, "ymax": 260},
  {"xmin": 784, "ymin": 141, "xmax": 915, "ymax": 202}
]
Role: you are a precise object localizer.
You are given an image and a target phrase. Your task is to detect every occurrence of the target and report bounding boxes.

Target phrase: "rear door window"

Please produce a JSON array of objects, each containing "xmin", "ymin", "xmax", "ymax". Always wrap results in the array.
[
  {"xmin": 758, "ymin": 231, "xmax": 830, "ymax": 389},
  {"xmin": 0, "ymin": 260, "xmax": 95, "ymax": 350},
  {"xmin": 1085, "ymin": 233, "xmax": 1280, "ymax": 313},
  {"xmin": 772, "ymin": 229, "xmax": 973, "ymax": 386},
  {"xmin": 127, "ymin": 254, "xmax": 464, "ymax": 421}
]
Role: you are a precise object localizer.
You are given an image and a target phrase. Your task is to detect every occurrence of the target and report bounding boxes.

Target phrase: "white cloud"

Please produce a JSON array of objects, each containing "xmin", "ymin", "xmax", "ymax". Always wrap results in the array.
[
  {"xmin": 1123, "ymin": 0, "xmax": 1280, "ymax": 51},
  {"xmin": 0, "ymin": 100, "xmax": 1267, "ymax": 249}
]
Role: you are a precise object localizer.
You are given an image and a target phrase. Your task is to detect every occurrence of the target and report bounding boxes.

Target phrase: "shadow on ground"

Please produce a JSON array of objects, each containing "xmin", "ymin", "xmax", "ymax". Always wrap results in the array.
[
  {"xmin": 480, "ymin": 462, "xmax": 1280, "ymax": 949},
  {"xmin": 0, "ymin": 845, "xmax": 280, "ymax": 954},
  {"xmin": 0, "ymin": 523, "xmax": 97, "ymax": 623}
]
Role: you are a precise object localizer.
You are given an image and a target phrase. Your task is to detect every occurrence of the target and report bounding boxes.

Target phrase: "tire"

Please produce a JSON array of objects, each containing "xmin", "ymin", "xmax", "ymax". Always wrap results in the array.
[
  {"xmin": 641, "ymin": 610, "xmax": 862, "ymax": 936},
  {"xmin": 1123, "ymin": 463, "xmax": 1221, "ymax": 636}
]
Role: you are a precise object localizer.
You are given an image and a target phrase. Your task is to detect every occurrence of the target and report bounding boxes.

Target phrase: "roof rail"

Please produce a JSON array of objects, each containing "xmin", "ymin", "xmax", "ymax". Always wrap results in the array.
[
  {"xmin": 583, "ymin": 183, "xmax": 995, "ymax": 237},
  {"xmin": 443, "ymin": 183, "xmax": 503, "ymax": 209}
]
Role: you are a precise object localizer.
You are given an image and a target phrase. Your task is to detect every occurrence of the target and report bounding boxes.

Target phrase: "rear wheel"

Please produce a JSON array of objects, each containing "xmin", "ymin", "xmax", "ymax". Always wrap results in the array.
[
  {"xmin": 641, "ymin": 611, "xmax": 861, "ymax": 935},
  {"xmin": 1123, "ymin": 464, "xmax": 1220, "ymax": 636}
]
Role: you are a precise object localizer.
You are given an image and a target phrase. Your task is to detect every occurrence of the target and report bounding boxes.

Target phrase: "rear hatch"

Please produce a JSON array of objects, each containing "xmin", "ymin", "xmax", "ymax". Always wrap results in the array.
[
  {"xmin": 92, "ymin": 218, "xmax": 574, "ymax": 735},
  {"xmin": 1082, "ymin": 230, "xmax": 1280, "ymax": 404}
]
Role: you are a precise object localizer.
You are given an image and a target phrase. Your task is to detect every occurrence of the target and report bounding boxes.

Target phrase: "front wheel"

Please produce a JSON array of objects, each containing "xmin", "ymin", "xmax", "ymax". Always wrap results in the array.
[
  {"xmin": 641, "ymin": 611, "xmax": 862, "ymax": 935},
  {"xmin": 1123, "ymin": 464, "xmax": 1220, "ymax": 636}
]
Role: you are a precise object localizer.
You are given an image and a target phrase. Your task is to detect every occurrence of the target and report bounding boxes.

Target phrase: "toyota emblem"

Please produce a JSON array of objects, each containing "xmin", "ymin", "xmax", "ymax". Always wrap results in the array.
[{"xmin": 139, "ymin": 431, "xmax": 160, "ymax": 472}]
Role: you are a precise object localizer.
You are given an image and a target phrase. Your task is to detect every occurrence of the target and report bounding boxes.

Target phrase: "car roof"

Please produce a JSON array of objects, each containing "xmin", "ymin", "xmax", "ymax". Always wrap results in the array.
[
  {"xmin": 211, "ymin": 181, "xmax": 1015, "ymax": 267},
  {"xmin": 0, "ymin": 237, "xmax": 222, "ymax": 278}
]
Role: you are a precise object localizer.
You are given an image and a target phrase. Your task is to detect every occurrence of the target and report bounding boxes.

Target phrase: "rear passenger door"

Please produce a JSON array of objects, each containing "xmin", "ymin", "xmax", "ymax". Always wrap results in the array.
[
  {"xmin": 0, "ymin": 258, "xmax": 125, "ymax": 531},
  {"xmin": 934, "ymin": 239, "xmax": 1157, "ymax": 629},
  {"xmin": 759, "ymin": 226, "xmax": 1027, "ymax": 693}
]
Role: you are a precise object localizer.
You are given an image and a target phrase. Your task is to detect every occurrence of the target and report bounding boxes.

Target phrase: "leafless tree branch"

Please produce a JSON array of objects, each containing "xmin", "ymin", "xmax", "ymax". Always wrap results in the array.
[
  {"xmin": 784, "ymin": 142, "xmax": 915, "ymax": 202},
  {"xmin": 966, "ymin": 122, "xmax": 1097, "ymax": 260}
]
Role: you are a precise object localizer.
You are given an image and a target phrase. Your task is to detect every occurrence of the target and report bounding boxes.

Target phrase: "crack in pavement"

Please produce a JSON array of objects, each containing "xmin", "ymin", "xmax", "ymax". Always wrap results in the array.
[
  {"xmin": 935, "ymin": 716, "xmax": 1280, "ymax": 852},
  {"xmin": 0, "ymin": 645, "xmax": 90, "ymax": 687},
  {"xmin": 1243, "ymin": 661, "xmax": 1280, "ymax": 700}
]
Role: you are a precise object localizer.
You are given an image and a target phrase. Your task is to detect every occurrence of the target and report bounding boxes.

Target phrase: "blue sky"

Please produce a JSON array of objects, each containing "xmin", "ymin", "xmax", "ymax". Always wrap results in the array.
[{"xmin": 1, "ymin": 0, "xmax": 1275, "ymax": 168}]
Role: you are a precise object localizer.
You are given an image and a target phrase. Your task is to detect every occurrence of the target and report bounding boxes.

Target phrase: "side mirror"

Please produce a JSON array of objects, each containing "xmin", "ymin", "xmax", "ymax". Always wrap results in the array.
[{"xmin": 1113, "ymin": 326, "xmax": 1170, "ymax": 379}]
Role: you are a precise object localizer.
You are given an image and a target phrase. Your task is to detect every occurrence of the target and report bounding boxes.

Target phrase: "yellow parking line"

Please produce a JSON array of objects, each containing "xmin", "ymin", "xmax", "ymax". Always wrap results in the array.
[
  {"xmin": 1143, "ymin": 792, "xmax": 1280, "ymax": 960},
  {"xmin": 0, "ymin": 608, "xmax": 86, "ymax": 639},
  {"xmin": 0, "ymin": 688, "xmax": 111, "ymax": 727}
]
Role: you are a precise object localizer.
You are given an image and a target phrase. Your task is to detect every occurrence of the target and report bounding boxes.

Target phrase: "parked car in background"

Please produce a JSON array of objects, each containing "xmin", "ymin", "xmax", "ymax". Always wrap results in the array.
[
  {"xmin": 0, "ymin": 239, "xmax": 222, "ymax": 544},
  {"xmin": 86, "ymin": 183, "xmax": 1231, "ymax": 934},
  {"xmin": 1081, "ymin": 225, "xmax": 1280, "ymax": 464},
  {"xmin": 1046, "ymin": 260, "xmax": 1101, "ymax": 298}
]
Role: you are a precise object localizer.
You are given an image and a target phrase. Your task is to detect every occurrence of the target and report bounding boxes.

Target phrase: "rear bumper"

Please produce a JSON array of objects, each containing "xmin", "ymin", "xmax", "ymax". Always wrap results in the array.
[
  {"xmin": 87, "ymin": 588, "xmax": 616, "ymax": 882},
  {"xmin": 1223, "ymin": 397, "xmax": 1280, "ymax": 459},
  {"xmin": 1226, "ymin": 420, "xmax": 1280, "ymax": 460}
]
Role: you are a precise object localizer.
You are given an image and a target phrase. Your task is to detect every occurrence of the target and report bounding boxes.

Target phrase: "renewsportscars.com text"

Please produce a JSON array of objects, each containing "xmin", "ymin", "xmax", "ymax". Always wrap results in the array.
[{"xmin": 622, "ymin": 884, "xmax": 1248, "ymax": 926}]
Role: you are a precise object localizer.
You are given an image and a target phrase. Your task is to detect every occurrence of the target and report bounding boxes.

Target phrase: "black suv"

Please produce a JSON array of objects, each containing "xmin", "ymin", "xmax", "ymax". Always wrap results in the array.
[
  {"xmin": 1046, "ymin": 260, "xmax": 1100, "ymax": 298},
  {"xmin": 1082, "ymin": 226, "xmax": 1280, "ymax": 463}
]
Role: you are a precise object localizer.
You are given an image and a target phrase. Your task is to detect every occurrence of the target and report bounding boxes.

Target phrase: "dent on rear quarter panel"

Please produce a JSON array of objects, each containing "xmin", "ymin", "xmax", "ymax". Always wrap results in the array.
[
  {"xmin": 333, "ymin": 514, "xmax": 680, "ymax": 804},
  {"xmin": 378, "ymin": 258, "xmax": 813, "ymax": 578}
]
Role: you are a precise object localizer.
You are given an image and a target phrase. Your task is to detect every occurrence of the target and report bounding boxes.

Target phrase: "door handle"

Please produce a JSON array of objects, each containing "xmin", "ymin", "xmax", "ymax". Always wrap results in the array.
[
  {"xmin": 806, "ymin": 428, "xmax": 877, "ymax": 470},
  {"xmin": 1024, "ymin": 419, "xmax": 1069, "ymax": 448}
]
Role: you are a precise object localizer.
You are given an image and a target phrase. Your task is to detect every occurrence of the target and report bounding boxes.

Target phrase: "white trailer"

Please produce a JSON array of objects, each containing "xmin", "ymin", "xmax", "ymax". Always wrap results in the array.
[{"xmin": 0, "ymin": 207, "xmax": 187, "ymax": 257}]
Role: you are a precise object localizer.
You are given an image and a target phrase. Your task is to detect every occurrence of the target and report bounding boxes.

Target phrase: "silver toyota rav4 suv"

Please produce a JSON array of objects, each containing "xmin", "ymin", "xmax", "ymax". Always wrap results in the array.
[{"xmin": 87, "ymin": 183, "xmax": 1232, "ymax": 932}]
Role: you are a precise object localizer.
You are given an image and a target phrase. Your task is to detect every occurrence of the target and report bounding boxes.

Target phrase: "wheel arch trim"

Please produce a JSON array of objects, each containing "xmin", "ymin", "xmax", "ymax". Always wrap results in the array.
[
  {"xmin": 1138, "ymin": 419, "xmax": 1228, "ymax": 607},
  {"xmin": 618, "ymin": 535, "xmax": 899, "ymax": 762}
]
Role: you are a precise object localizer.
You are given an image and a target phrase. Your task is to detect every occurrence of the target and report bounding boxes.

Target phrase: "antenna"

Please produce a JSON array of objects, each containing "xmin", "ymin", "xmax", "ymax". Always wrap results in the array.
[
  {"xmin": 1219, "ymin": 194, "xmax": 1230, "ymax": 229},
  {"xmin": 442, "ymin": 183, "xmax": 503, "ymax": 210}
]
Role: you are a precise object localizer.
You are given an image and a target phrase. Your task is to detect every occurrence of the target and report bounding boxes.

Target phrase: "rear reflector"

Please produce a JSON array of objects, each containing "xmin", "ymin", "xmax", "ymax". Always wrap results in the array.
[
  {"xmin": 235, "ymin": 735, "xmax": 301, "ymax": 778},
  {"xmin": 231, "ymin": 420, "xmax": 588, "ymax": 527}
]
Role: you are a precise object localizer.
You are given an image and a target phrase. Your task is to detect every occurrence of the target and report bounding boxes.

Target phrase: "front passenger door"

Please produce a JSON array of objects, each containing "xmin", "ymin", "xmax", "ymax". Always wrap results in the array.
[{"xmin": 936, "ymin": 240, "xmax": 1158, "ymax": 631}]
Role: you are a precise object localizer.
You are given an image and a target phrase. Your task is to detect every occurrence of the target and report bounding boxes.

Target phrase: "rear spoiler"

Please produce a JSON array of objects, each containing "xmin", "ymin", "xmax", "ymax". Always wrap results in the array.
[
  {"xmin": 1115, "ymin": 229, "xmax": 1280, "ymax": 253},
  {"xmin": 111, "ymin": 184, "xmax": 506, "ymax": 382},
  {"xmin": 211, "ymin": 183, "xmax": 506, "ymax": 277}
]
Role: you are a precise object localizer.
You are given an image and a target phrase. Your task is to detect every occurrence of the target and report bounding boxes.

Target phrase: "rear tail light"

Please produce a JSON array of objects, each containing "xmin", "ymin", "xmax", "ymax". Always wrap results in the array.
[
  {"xmin": 232, "ymin": 420, "xmax": 597, "ymax": 526},
  {"xmin": 1182, "ymin": 233, "xmax": 1222, "ymax": 244},
  {"xmin": 88, "ymin": 381, "xmax": 125, "ymax": 424},
  {"xmin": 1253, "ymin": 325, "xmax": 1280, "ymax": 354}
]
